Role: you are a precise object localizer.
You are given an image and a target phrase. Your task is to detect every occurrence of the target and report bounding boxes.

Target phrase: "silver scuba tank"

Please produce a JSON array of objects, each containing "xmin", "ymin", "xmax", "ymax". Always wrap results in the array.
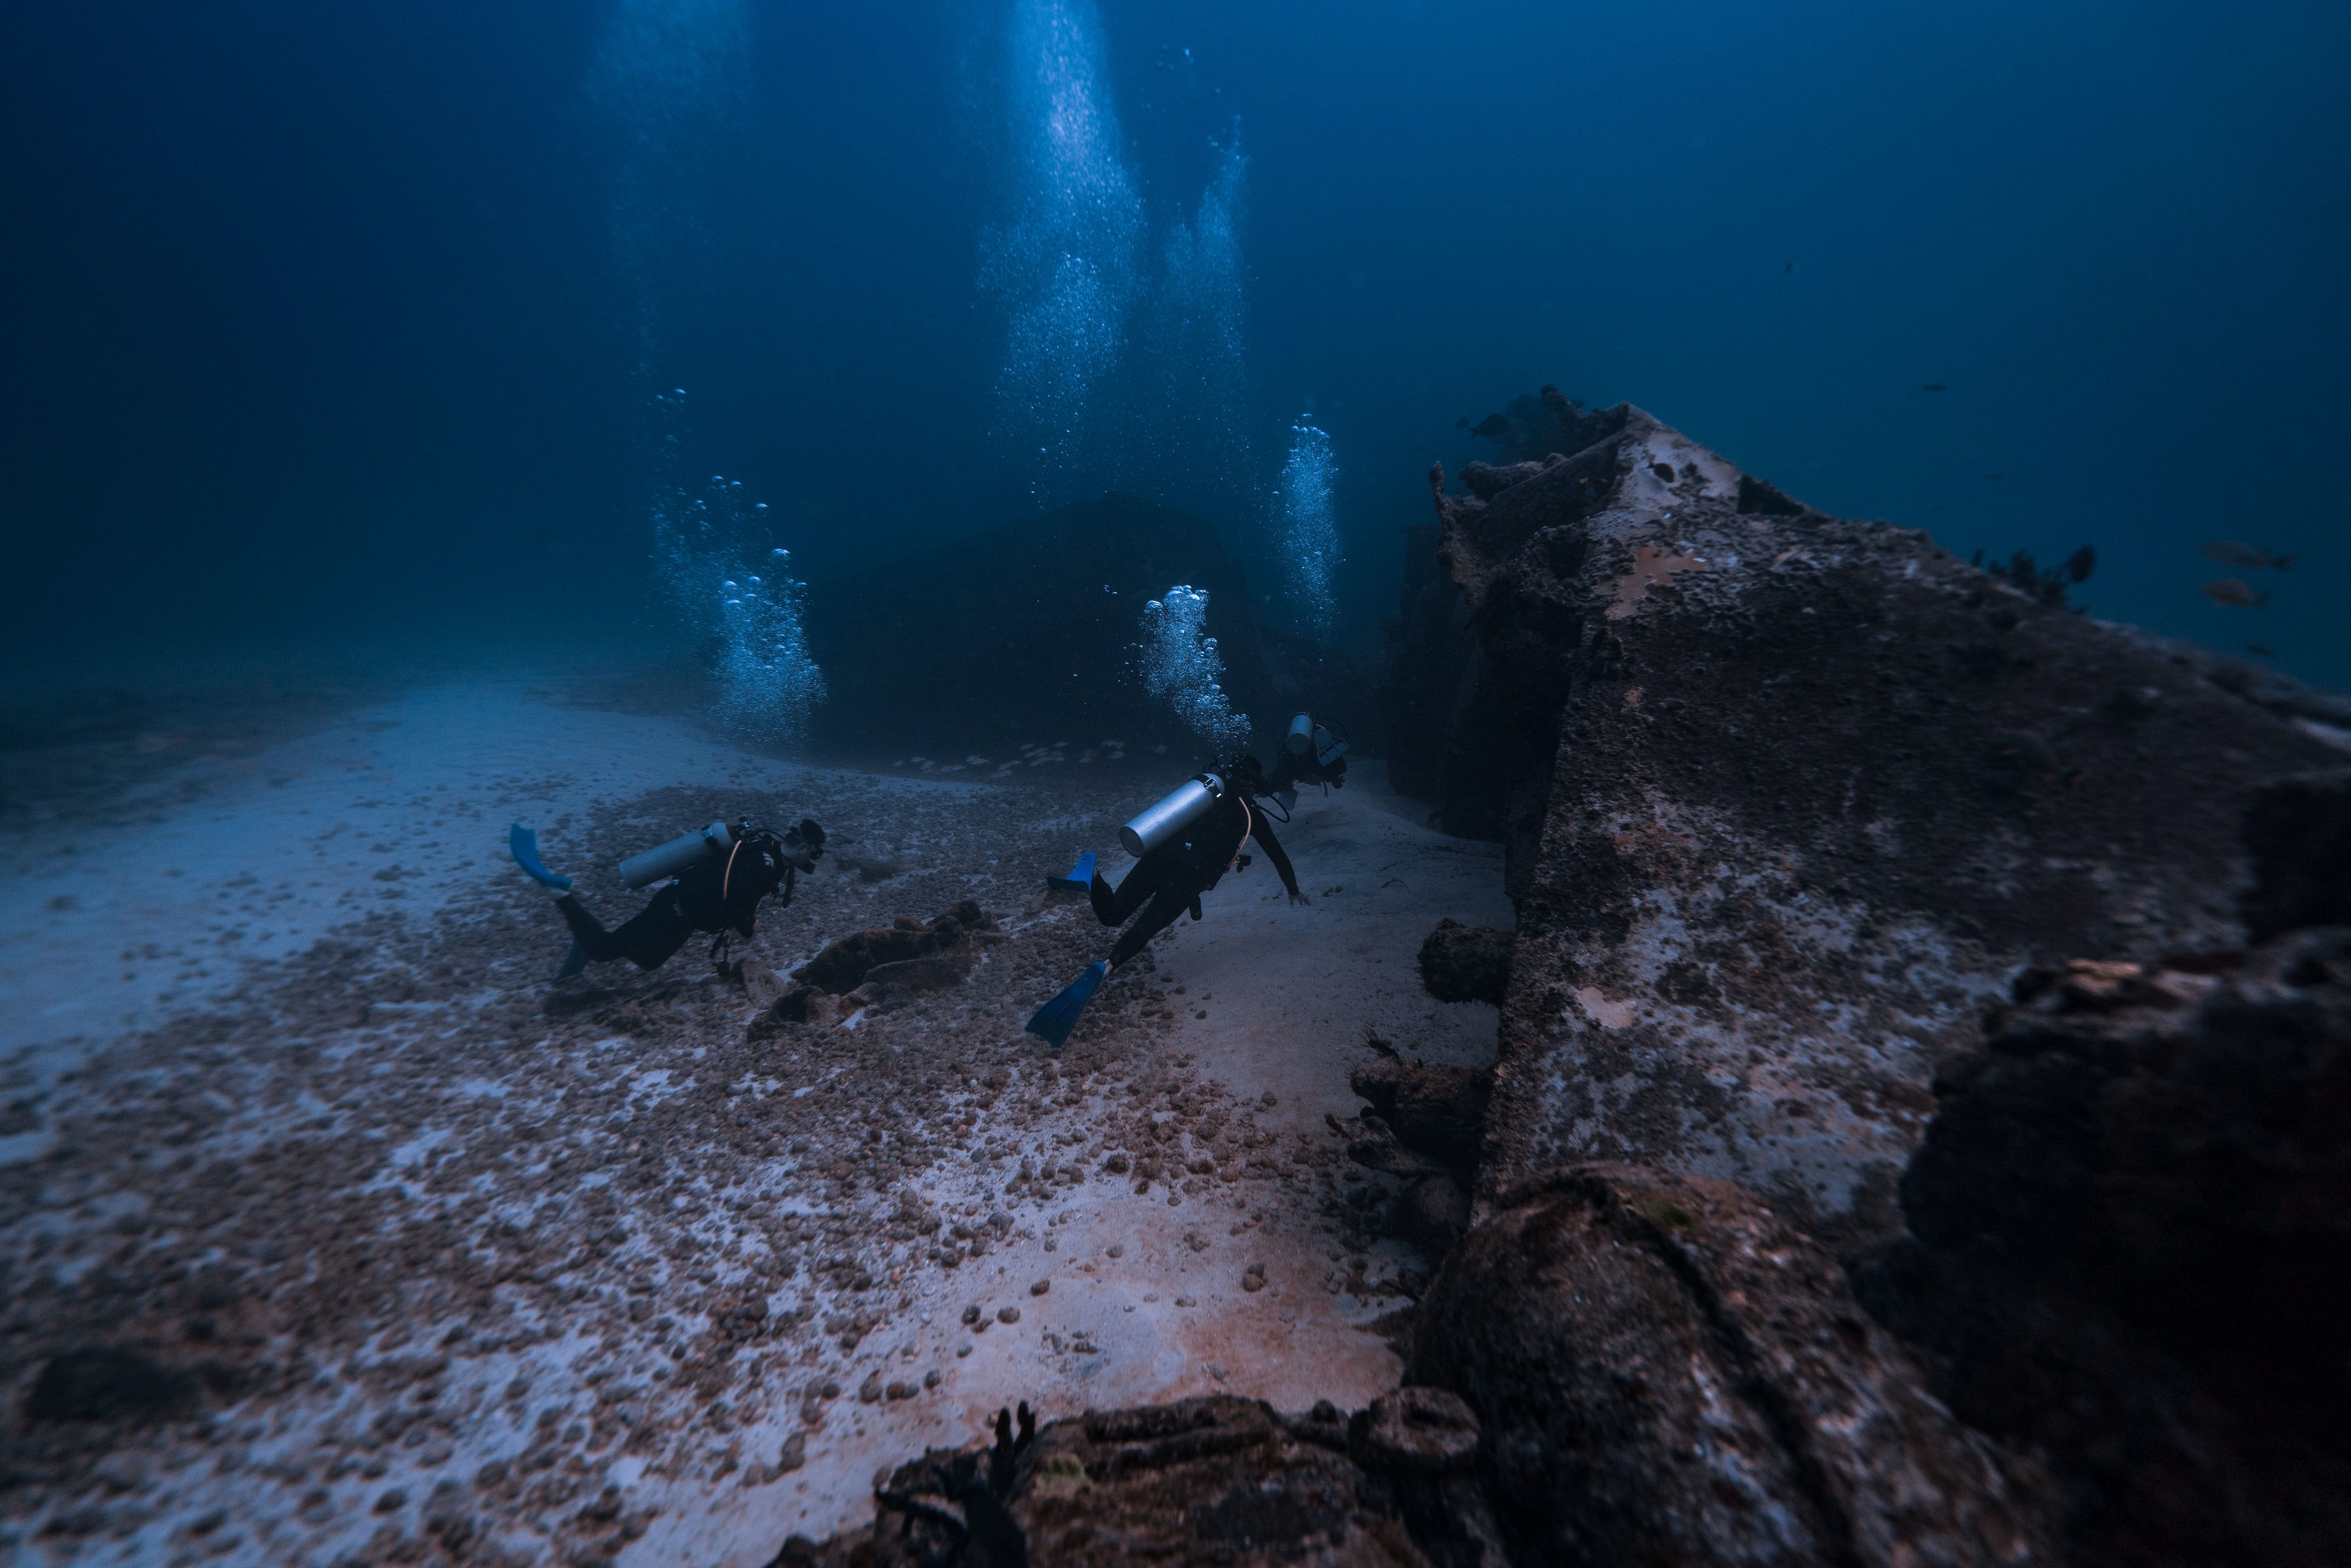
[
  {"xmin": 1119, "ymin": 773, "xmax": 1226, "ymax": 857},
  {"xmin": 617, "ymin": 821, "xmax": 735, "ymax": 889},
  {"xmin": 1285, "ymin": 712, "xmax": 1314, "ymax": 756}
]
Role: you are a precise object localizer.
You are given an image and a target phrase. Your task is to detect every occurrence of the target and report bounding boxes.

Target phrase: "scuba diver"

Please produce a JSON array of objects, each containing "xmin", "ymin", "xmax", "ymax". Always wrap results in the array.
[
  {"xmin": 1267, "ymin": 712, "xmax": 1349, "ymax": 803},
  {"xmin": 1027, "ymin": 753, "xmax": 1305, "ymax": 1047},
  {"xmin": 508, "ymin": 816, "xmax": 824, "ymax": 977}
]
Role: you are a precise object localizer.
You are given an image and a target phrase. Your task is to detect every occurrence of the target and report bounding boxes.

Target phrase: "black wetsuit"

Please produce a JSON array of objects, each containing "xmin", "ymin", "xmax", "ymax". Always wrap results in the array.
[
  {"xmin": 1266, "ymin": 747, "xmax": 1345, "ymax": 796},
  {"xmin": 557, "ymin": 831, "xmax": 799, "ymax": 971},
  {"xmin": 1089, "ymin": 786, "xmax": 1300, "ymax": 967}
]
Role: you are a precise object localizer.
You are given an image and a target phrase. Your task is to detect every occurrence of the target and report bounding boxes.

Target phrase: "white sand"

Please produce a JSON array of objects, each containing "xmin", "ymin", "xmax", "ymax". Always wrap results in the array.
[{"xmin": 0, "ymin": 677, "xmax": 1511, "ymax": 1565}]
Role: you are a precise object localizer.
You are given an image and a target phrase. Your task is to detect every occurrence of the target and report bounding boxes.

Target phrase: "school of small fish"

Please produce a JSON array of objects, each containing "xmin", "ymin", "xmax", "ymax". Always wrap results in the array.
[{"xmin": 2197, "ymin": 539, "xmax": 2296, "ymax": 622}]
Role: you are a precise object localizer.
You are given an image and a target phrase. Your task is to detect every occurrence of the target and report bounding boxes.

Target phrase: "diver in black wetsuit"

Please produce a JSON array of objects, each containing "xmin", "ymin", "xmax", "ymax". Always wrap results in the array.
[
  {"xmin": 552, "ymin": 819, "xmax": 823, "ymax": 972},
  {"xmin": 1087, "ymin": 754, "xmax": 1306, "ymax": 968},
  {"xmin": 1266, "ymin": 741, "xmax": 1346, "ymax": 797}
]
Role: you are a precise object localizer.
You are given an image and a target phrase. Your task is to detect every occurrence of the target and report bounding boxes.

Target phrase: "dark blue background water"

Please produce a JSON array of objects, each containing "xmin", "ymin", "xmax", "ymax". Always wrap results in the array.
[{"xmin": 7, "ymin": 1, "xmax": 2344, "ymax": 686}]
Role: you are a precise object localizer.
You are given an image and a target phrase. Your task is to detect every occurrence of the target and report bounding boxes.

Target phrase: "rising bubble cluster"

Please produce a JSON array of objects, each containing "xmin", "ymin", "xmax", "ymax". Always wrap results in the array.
[
  {"xmin": 1150, "ymin": 134, "xmax": 1251, "ymax": 520},
  {"xmin": 1140, "ymin": 585, "xmax": 1249, "ymax": 753},
  {"xmin": 585, "ymin": 0, "xmax": 748, "ymax": 364},
  {"xmin": 981, "ymin": 0, "xmax": 1145, "ymax": 484},
  {"xmin": 1277, "ymin": 423, "xmax": 1339, "ymax": 638},
  {"xmin": 652, "ymin": 466, "xmax": 825, "ymax": 744}
]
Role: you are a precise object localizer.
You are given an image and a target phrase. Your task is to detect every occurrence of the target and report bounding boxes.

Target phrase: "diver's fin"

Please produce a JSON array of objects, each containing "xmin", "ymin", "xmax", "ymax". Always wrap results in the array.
[
  {"xmin": 509, "ymin": 824, "xmax": 572, "ymax": 890},
  {"xmin": 1047, "ymin": 850, "xmax": 1096, "ymax": 891},
  {"xmin": 556, "ymin": 940, "xmax": 590, "ymax": 980},
  {"xmin": 1025, "ymin": 961, "xmax": 1108, "ymax": 1049}
]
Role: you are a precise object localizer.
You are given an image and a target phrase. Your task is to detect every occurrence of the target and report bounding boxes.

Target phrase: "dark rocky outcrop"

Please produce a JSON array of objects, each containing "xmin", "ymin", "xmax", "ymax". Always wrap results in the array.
[
  {"xmin": 1375, "ymin": 522, "xmax": 1481, "ymax": 811},
  {"xmin": 749, "ymin": 903, "xmax": 1000, "ymax": 1038},
  {"xmin": 1379, "ymin": 389, "xmax": 1631, "ymax": 833},
  {"xmin": 1430, "ymin": 401, "xmax": 2349, "ymax": 1253},
  {"xmin": 1410, "ymin": 1164, "xmax": 2052, "ymax": 1568},
  {"xmin": 1416, "ymin": 918, "xmax": 1512, "ymax": 1005},
  {"xmin": 790, "ymin": 902, "xmax": 996, "ymax": 996},
  {"xmin": 1349, "ymin": 1058, "xmax": 1491, "ymax": 1176},
  {"xmin": 803, "ymin": 1395, "xmax": 1507, "ymax": 1568},
  {"xmin": 2241, "ymin": 769, "xmax": 2351, "ymax": 938},
  {"xmin": 802, "ymin": 494, "xmax": 1272, "ymax": 763},
  {"xmin": 1341, "ymin": 1057, "xmax": 1494, "ymax": 1259},
  {"xmin": 1853, "ymin": 929, "xmax": 2351, "ymax": 1566},
  {"xmin": 25, "ymin": 1347, "xmax": 195, "ymax": 1424}
]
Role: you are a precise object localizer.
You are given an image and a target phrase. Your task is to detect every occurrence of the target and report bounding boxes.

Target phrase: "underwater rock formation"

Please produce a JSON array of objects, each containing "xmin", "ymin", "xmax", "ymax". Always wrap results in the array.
[
  {"xmin": 1348, "ymin": 1057, "xmax": 1490, "ymax": 1178},
  {"xmin": 1342, "ymin": 1055, "xmax": 1494, "ymax": 1260},
  {"xmin": 1431, "ymin": 402, "xmax": 2349, "ymax": 1252},
  {"xmin": 786, "ymin": 901, "xmax": 997, "ymax": 997},
  {"xmin": 788, "ymin": 1394, "xmax": 1509, "ymax": 1568},
  {"xmin": 1856, "ymin": 923, "xmax": 2351, "ymax": 1565},
  {"xmin": 1416, "ymin": 918, "xmax": 1512, "ymax": 1006},
  {"xmin": 801, "ymin": 494, "xmax": 1271, "ymax": 761},
  {"xmin": 1409, "ymin": 1164, "xmax": 2052, "ymax": 1567},
  {"xmin": 1379, "ymin": 386, "xmax": 1623, "ymax": 829}
]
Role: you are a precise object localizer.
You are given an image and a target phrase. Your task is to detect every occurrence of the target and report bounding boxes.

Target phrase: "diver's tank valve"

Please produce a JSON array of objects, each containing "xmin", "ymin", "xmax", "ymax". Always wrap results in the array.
[
  {"xmin": 617, "ymin": 821, "xmax": 735, "ymax": 889},
  {"xmin": 1119, "ymin": 773, "xmax": 1226, "ymax": 857}
]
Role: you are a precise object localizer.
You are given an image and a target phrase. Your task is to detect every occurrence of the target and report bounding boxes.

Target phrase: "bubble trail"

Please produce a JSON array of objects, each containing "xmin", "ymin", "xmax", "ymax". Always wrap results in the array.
[
  {"xmin": 1277, "ymin": 424, "xmax": 1339, "ymax": 638},
  {"xmin": 1140, "ymin": 585, "xmax": 1249, "ymax": 753}
]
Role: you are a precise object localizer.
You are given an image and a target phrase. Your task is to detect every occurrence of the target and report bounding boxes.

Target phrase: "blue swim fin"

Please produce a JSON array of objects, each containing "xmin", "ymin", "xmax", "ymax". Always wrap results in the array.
[
  {"xmin": 1025, "ymin": 961, "xmax": 1108, "ymax": 1049},
  {"xmin": 556, "ymin": 941, "xmax": 590, "ymax": 979},
  {"xmin": 509, "ymin": 824, "xmax": 572, "ymax": 891},
  {"xmin": 1047, "ymin": 850, "xmax": 1096, "ymax": 891}
]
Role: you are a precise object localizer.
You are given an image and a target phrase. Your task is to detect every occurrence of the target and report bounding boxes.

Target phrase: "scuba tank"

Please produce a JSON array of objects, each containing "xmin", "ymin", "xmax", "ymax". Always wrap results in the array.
[
  {"xmin": 1287, "ymin": 712, "xmax": 1350, "ymax": 769},
  {"xmin": 617, "ymin": 820, "xmax": 735, "ymax": 889},
  {"xmin": 1119, "ymin": 773, "xmax": 1227, "ymax": 857}
]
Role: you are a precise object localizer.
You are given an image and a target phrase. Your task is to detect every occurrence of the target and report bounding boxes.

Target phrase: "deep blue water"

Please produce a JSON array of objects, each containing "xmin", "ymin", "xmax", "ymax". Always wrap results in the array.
[{"xmin": 5, "ymin": 0, "xmax": 2345, "ymax": 688}]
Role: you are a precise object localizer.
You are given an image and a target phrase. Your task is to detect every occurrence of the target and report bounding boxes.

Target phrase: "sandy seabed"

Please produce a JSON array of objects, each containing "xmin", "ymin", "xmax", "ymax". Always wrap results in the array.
[{"xmin": 0, "ymin": 675, "xmax": 1510, "ymax": 1566}]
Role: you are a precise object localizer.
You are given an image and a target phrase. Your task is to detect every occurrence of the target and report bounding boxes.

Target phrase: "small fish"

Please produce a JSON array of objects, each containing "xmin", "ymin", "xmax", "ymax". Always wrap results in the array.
[
  {"xmin": 2199, "ymin": 540, "xmax": 2294, "ymax": 570},
  {"xmin": 1471, "ymin": 414, "xmax": 1510, "ymax": 439},
  {"xmin": 1455, "ymin": 415, "xmax": 1469, "ymax": 429},
  {"xmin": 1922, "ymin": 383, "xmax": 1948, "ymax": 392},
  {"xmin": 1783, "ymin": 258, "xmax": 1798, "ymax": 274},
  {"xmin": 2245, "ymin": 642, "xmax": 2279, "ymax": 658},
  {"xmin": 2065, "ymin": 545, "xmax": 2096, "ymax": 584},
  {"xmin": 2201, "ymin": 577, "xmax": 2269, "ymax": 609}
]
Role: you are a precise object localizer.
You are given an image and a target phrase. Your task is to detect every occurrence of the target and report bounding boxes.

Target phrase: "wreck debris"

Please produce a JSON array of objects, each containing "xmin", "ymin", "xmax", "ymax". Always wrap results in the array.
[
  {"xmin": 1411, "ymin": 1164, "xmax": 2053, "ymax": 1567},
  {"xmin": 1426, "ymin": 400, "xmax": 2345, "ymax": 1254}
]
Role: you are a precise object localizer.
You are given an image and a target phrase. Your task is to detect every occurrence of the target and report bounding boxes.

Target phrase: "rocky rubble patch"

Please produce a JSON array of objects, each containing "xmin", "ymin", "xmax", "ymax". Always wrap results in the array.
[
  {"xmin": 0, "ymin": 766, "xmax": 1407, "ymax": 1564},
  {"xmin": 1856, "ymin": 927, "xmax": 2351, "ymax": 1565},
  {"xmin": 784, "ymin": 1392, "xmax": 1508, "ymax": 1568},
  {"xmin": 1412, "ymin": 1164, "xmax": 2050, "ymax": 1567}
]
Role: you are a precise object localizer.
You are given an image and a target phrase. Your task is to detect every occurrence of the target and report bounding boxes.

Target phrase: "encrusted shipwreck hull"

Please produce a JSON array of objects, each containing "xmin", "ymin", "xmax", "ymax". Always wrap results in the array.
[
  {"xmin": 796, "ymin": 406, "xmax": 2350, "ymax": 1568},
  {"xmin": 1432, "ymin": 404, "xmax": 2348, "ymax": 1252}
]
